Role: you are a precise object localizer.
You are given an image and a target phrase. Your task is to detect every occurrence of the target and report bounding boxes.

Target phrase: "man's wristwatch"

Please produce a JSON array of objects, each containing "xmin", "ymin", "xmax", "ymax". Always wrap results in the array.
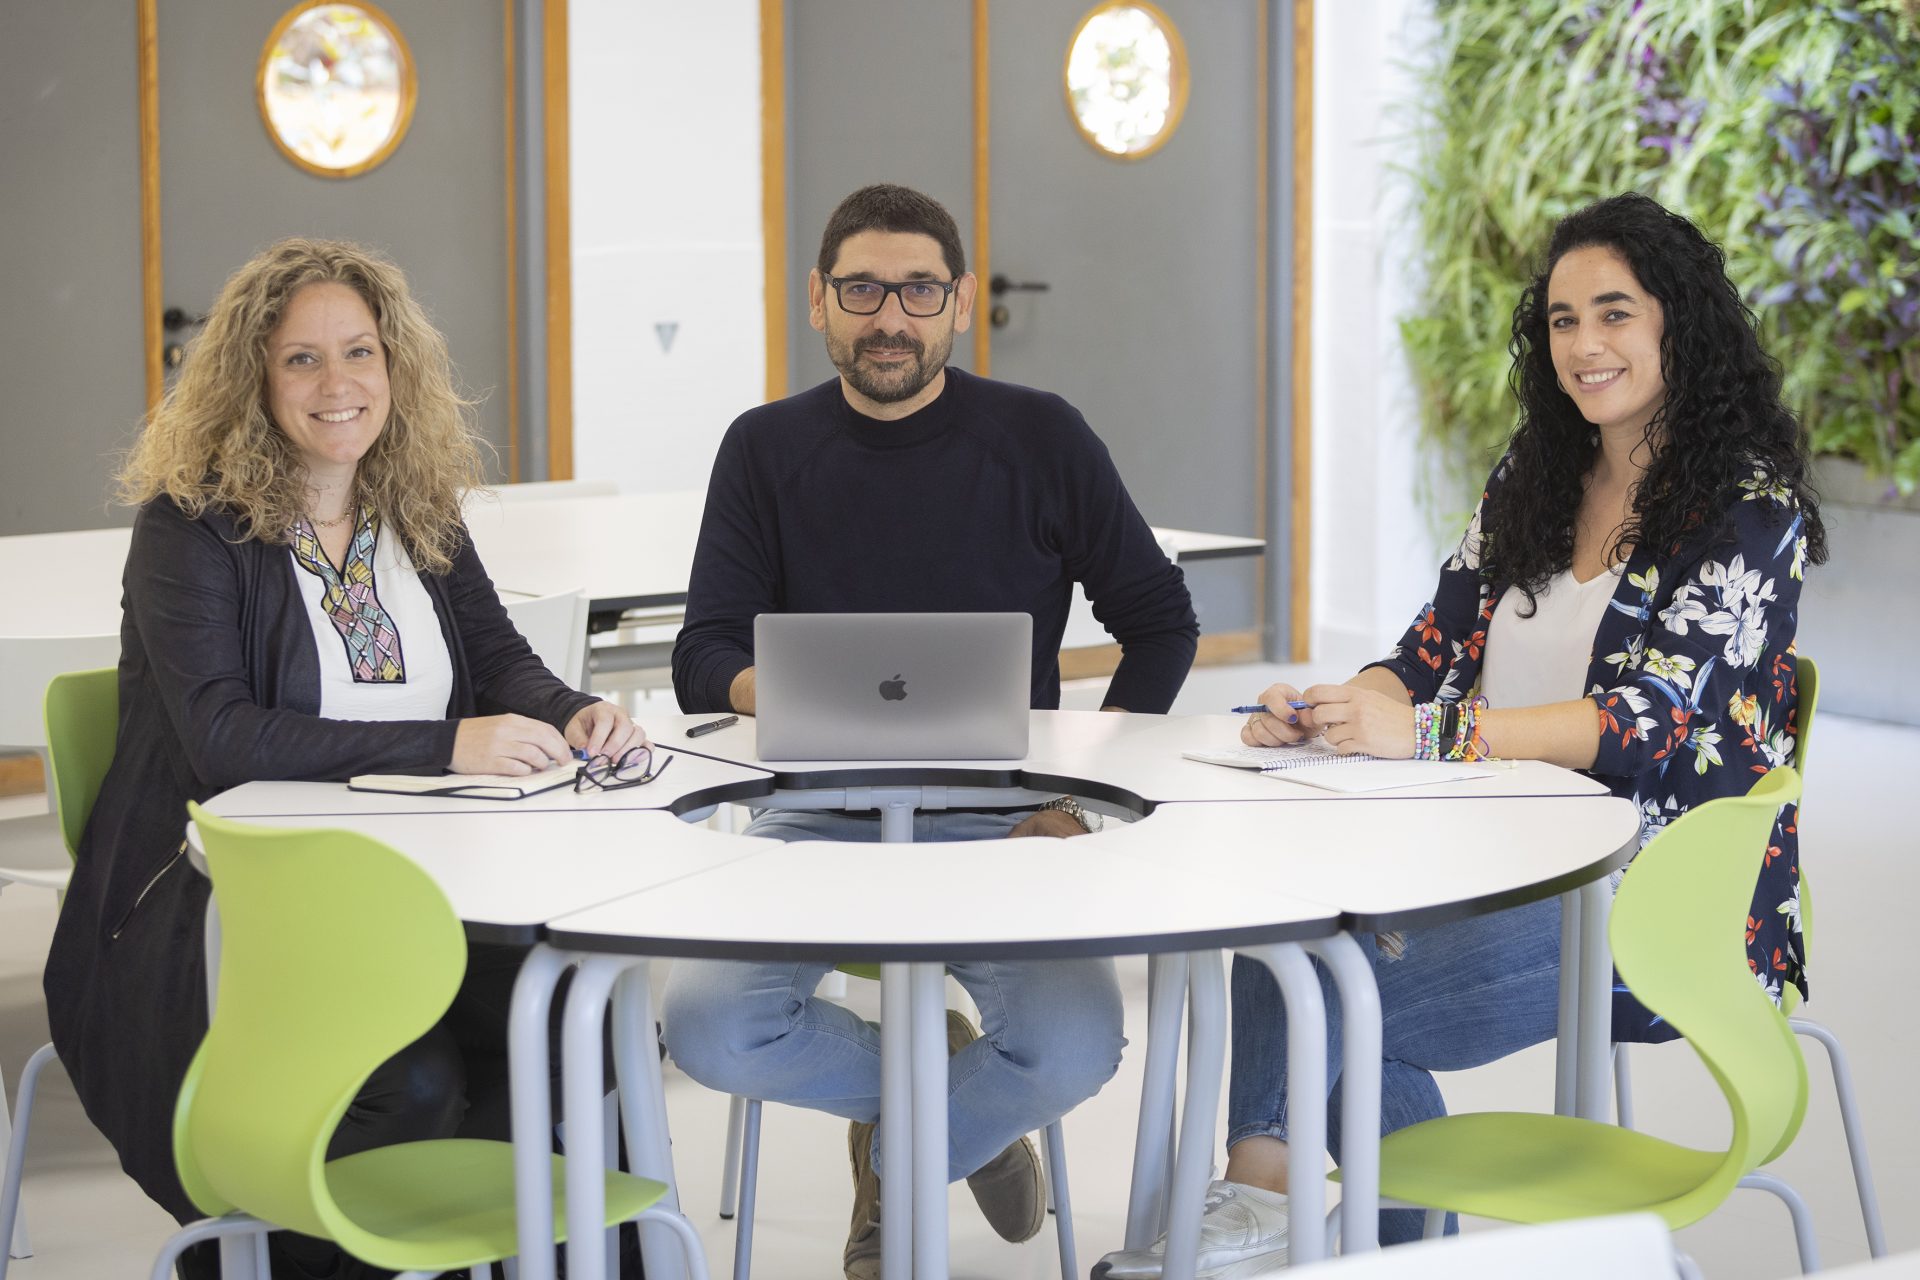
[{"xmin": 1037, "ymin": 795, "xmax": 1102, "ymax": 833}]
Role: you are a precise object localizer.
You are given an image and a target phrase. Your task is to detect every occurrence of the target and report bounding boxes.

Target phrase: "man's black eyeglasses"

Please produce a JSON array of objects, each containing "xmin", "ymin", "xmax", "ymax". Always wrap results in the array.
[
  {"xmin": 822, "ymin": 274, "xmax": 959, "ymax": 318},
  {"xmin": 574, "ymin": 745, "xmax": 674, "ymax": 792}
]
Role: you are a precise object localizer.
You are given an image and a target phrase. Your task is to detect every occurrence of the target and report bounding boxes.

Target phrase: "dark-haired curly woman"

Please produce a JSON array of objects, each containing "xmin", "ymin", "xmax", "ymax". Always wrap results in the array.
[{"xmin": 1096, "ymin": 193, "xmax": 1829, "ymax": 1273}]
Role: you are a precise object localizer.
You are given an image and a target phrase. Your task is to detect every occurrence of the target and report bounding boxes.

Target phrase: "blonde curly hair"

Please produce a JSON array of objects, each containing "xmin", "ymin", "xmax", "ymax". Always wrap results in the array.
[{"xmin": 117, "ymin": 237, "xmax": 487, "ymax": 574}]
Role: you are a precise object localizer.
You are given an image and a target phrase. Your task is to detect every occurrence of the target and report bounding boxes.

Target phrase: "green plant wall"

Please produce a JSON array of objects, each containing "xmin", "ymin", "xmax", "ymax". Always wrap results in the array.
[{"xmin": 1403, "ymin": 0, "xmax": 1920, "ymax": 509}]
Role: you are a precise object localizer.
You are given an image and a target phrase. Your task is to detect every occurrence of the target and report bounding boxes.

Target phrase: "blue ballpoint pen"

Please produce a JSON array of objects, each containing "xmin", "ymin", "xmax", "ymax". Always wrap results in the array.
[{"xmin": 1229, "ymin": 702, "xmax": 1312, "ymax": 714}]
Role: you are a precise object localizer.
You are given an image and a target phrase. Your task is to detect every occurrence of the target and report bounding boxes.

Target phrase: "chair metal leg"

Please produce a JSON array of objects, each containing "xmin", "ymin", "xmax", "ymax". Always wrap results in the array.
[
  {"xmin": 1422, "ymin": 1207, "xmax": 1445, "ymax": 1239},
  {"xmin": 1791, "ymin": 1016, "xmax": 1887, "ymax": 1257},
  {"xmin": 148, "ymin": 1214, "xmax": 268, "ymax": 1280},
  {"xmin": 1, "ymin": 1044, "xmax": 58, "ymax": 1271},
  {"xmin": 1323, "ymin": 1205, "xmax": 1341, "ymax": 1257},
  {"xmin": 1674, "ymin": 1252, "xmax": 1704, "ymax": 1280},
  {"xmin": 634, "ymin": 1206, "xmax": 713, "ymax": 1280},
  {"xmin": 1739, "ymin": 1171, "xmax": 1822, "ymax": 1274},
  {"xmin": 731, "ymin": 1100, "xmax": 762, "ymax": 1280},
  {"xmin": 718, "ymin": 1096, "xmax": 747, "ymax": 1220},
  {"xmin": 1612, "ymin": 1042, "xmax": 1635, "ymax": 1130},
  {"xmin": 1041, "ymin": 1121, "xmax": 1075, "ymax": 1280}
]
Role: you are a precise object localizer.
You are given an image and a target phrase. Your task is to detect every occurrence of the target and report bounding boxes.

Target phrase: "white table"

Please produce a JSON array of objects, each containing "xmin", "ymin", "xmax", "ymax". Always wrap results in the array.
[{"xmin": 202, "ymin": 710, "xmax": 1639, "ymax": 1280}]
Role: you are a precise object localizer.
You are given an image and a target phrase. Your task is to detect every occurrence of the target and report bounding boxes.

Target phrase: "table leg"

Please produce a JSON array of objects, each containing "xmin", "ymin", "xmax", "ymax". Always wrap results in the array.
[
  {"xmin": 1161, "ymin": 950, "xmax": 1226, "ymax": 1280},
  {"xmin": 612, "ymin": 964, "xmax": 689, "ymax": 1280},
  {"xmin": 1123, "ymin": 953, "xmax": 1190, "ymax": 1248},
  {"xmin": 1555, "ymin": 890, "xmax": 1581, "ymax": 1116},
  {"xmin": 879, "ymin": 962, "xmax": 914, "ymax": 1280},
  {"xmin": 1306, "ymin": 934, "xmax": 1380, "ymax": 1253},
  {"xmin": 1576, "ymin": 880, "xmax": 1614, "ymax": 1121},
  {"xmin": 509, "ymin": 946, "xmax": 573, "ymax": 1280},
  {"xmin": 910, "ymin": 961, "xmax": 949, "ymax": 1280},
  {"xmin": 1237, "ymin": 943, "xmax": 1327, "ymax": 1267},
  {"xmin": 561, "ymin": 954, "xmax": 642, "ymax": 1280}
]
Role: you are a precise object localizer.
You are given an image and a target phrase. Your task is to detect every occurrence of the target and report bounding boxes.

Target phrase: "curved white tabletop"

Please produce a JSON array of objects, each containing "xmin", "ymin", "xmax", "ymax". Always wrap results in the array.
[
  {"xmin": 1099, "ymin": 796, "xmax": 1642, "ymax": 932},
  {"xmin": 543, "ymin": 832, "xmax": 1342, "ymax": 963},
  {"xmin": 193, "ymin": 807, "xmax": 779, "ymax": 945},
  {"xmin": 201, "ymin": 746, "xmax": 776, "ymax": 820},
  {"xmin": 647, "ymin": 709, "xmax": 1611, "ymax": 811}
]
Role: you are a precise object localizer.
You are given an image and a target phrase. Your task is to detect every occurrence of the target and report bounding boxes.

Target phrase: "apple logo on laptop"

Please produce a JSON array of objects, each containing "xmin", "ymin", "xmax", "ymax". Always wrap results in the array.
[{"xmin": 878, "ymin": 674, "xmax": 908, "ymax": 702}]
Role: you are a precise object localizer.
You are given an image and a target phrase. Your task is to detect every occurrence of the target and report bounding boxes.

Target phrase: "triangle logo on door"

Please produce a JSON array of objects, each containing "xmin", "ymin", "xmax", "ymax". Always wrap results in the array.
[{"xmin": 655, "ymin": 322, "xmax": 679, "ymax": 354}]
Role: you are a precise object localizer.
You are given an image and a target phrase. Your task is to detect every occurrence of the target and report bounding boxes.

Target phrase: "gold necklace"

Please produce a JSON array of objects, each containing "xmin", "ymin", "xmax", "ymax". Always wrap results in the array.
[{"xmin": 308, "ymin": 496, "xmax": 360, "ymax": 531}]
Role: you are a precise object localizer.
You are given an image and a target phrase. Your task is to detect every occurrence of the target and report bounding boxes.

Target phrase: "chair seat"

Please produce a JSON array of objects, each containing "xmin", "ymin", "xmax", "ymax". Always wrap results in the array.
[
  {"xmin": 1360, "ymin": 1112, "xmax": 1727, "ymax": 1229},
  {"xmin": 324, "ymin": 1138, "xmax": 666, "ymax": 1271}
]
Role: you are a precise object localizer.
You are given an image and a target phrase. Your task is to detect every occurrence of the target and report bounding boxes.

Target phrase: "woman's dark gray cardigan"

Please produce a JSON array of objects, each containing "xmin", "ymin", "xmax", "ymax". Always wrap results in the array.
[{"xmin": 42, "ymin": 495, "xmax": 595, "ymax": 1221}]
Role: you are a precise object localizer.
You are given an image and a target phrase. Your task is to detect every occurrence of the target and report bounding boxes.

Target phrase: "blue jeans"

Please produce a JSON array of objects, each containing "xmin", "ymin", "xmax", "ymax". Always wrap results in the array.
[
  {"xmin": 1227, "ymin": 897, "xmax": 1562, "ymax": 1244},
  {"xmin": 660, "ymin": 807, "xmax": 1127, "ymax": 1181}
]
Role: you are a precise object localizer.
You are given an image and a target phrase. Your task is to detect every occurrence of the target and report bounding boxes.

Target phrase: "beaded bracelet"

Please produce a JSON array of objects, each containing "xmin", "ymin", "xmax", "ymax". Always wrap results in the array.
[
  {"xmin": 1445, "ymin": 694, "xmax": 1493, "ymax": 762},
  {"xmin": 1413, "ymin": 702, "xmax": 1441, "ymax": 761}
]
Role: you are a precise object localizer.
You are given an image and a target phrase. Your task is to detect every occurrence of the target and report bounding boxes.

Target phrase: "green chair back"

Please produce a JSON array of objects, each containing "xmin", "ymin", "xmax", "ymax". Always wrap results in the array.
[
  {"xmin": 1609, "ymin": 764, "xmax": 1809, "ymax": 1213},
  {"xmin": 176, "ymin": 804, "xmax": 468, "ymax": 1254},
  {"xmin": 42, "ymin": 668, "xmax": 119, "ymax": 864}
]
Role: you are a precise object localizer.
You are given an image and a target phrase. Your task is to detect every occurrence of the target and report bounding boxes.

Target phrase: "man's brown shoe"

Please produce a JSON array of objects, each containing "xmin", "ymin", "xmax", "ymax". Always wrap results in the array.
[
  {"xmin": 945, "ymin": 1010, "xmax": 1049, "ymax": 1244},
  {"xmin": 844, "ymin": 1119, "xmax": 882, "ymax": 1279}
]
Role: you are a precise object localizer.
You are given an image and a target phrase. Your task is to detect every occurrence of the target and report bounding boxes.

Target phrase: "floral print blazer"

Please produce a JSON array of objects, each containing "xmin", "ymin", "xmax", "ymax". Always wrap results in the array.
[{"xmin": 1367, "ymin": 458, "xmax": 1810, "ymax": 1041}]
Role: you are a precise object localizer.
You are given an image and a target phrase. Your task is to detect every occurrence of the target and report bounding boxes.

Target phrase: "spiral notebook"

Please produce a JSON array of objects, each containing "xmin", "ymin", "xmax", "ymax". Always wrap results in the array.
[{"xmin": 1180, "ymin": 743, "xmax": 1494, "ymax": 793}]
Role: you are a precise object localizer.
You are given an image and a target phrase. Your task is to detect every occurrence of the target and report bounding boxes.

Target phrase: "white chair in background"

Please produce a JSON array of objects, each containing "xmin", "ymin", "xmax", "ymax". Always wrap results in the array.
[
  {"xmin": 486, "ymin": 479, "xmax": 621, "ymax": 502},
  {"xmin": 503, "ymin": 588, "xmax": 591, "ymax": 689},
  {"xmin": 1311, "ymin": 1213, "xmax": 1679, "ymax": 1279},
  {"xmin": 0, "ymin": 632, "xmax": 119, "ymax": 1264}
]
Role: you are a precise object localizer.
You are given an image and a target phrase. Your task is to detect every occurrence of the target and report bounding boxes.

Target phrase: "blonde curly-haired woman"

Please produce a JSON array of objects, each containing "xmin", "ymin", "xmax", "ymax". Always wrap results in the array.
[{"xmin": 45, "ymin": 238, "xmax": 646, "ymax": 1279}]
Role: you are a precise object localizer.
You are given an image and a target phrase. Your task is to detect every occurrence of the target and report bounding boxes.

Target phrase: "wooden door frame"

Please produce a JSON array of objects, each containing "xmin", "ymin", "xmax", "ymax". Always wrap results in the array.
[
  {"xmin": 135, "ymin": 0, "xmax": 544, "ymax": 482},
  {"xmin": 757, "ymin": 2, "xmax": 1315, "ymax": 665}
]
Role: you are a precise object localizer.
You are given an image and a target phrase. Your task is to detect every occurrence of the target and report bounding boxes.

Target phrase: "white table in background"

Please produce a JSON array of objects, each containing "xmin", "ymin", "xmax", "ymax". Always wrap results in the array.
[{"xmin": 460, "ymin": 489, "xmax": 1264, "ymax": 613}]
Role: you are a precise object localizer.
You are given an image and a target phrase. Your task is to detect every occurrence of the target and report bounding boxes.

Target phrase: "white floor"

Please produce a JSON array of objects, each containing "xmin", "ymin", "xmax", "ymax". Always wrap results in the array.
[{"xmin": 0, "ymin": 660, "xmax": 1912, "ymax": 1277}]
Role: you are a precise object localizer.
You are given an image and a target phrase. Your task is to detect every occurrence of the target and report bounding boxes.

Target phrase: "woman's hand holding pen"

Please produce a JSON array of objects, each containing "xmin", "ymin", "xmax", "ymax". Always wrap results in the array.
[
  {"xmin": 1239, "ymin": 683, "xmax": 1316, "ymax": 747},
  {"xmin": 1302, "ymin": 684, "xmax": 1417, "ymax": 758},
  {"xmin": 566, "ymin": 700, "xmax": 649, "ymax": 762}
]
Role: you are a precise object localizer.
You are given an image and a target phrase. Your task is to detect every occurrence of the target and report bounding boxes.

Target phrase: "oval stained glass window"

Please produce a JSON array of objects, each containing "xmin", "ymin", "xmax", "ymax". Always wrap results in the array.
[
  {"xmin": 1064, "ymin": 2, "xmax": 1189, "ymax": 160},
  {"xmin": 258, "ymin": 2, "xmax": 417, "ymax": 178}
]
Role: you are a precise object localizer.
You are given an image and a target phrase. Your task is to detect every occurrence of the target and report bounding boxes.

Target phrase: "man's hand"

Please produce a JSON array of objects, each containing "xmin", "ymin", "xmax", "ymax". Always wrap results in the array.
[
  {"xmin": 729, "ymin": 667, "xmax": 757, "ymax": 715},
  {"xmin": 1007, "ymin": 810, "xmax": 1090, "ymax": 839}
]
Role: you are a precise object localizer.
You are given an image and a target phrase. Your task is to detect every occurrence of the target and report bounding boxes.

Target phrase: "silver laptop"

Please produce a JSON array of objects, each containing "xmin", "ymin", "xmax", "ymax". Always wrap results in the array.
[{"xmin": 753, "ymin": 612, "xmax": 1032, "ymax": 761}]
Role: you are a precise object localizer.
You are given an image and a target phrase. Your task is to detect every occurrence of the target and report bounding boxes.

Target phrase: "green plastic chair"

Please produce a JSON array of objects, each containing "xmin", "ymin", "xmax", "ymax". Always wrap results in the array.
[
  {"xmin": 149, "ymin": 805, "xmax": 710, "ymax": 1280},
  {"xmin": 0, "ymin": 667, "xmax": 119, "ymax": 1277},
  {"xmin": 1611, "ymin": 655, "xmax": 1885, "ymax": 1260},
  {"xmin": 1354, "ymin": 766, "xmax": 1808, "ymax": 1257}
]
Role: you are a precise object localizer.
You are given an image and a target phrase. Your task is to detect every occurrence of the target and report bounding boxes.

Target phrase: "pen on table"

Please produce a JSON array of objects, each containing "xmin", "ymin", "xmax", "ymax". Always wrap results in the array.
[
  {"xmin": 687, "ymin": 715, "xmax": 740, "ymax": 738},
  {"xmin": 1230, "ymin": 702, "xmax": 1312, "ymax": 714}
]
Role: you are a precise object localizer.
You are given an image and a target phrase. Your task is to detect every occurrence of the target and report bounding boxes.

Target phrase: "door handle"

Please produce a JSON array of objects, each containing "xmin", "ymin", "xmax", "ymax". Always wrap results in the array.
[
  {"xmin": 162, "ymin": 307, "xmax": 208, "ymax": 331},
  {"xmin": 988, "ymin": 274, "xmax": 1051, "ymax": 296}
]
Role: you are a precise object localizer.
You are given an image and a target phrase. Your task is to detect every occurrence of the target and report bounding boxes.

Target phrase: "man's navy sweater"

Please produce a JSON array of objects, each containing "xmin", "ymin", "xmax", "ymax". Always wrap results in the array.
[{"xmin": 672, "ymin": 367, "xmax": 1199, "ymax": 714}]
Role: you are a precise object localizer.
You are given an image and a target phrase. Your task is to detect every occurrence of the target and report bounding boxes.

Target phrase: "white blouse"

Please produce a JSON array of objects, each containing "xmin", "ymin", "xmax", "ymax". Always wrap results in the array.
[
  {"xmin": 1479, "ymin": 564, "xmax": 1623, "ymax": 712},
  {"xmin": 289, "ymin": 523, "xmax": 455, "ymax": 722}
]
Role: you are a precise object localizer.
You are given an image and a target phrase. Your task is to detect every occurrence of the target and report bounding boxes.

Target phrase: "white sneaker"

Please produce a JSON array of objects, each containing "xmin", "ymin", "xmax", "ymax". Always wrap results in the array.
[{"xmin": 1092, "ymin": 1180, "xmax": 1290, "ymax": 1279}]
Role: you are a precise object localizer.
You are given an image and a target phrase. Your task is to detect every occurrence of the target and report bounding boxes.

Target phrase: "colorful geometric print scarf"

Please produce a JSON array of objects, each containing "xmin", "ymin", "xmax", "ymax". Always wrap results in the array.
[{"xmin": 290, "ymin": 505, "xmax": 407, "ymax": 683}]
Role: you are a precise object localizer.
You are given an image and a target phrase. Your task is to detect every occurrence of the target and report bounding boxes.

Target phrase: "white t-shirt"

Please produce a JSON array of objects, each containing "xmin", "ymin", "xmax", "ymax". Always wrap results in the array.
[
  {"xmin": 288, "ymin": 521, "xmax": 455, "ymax": 722},
  {"xmin": 1479, "ymin": 565, "xmax": 1623, "ymax": 712}
]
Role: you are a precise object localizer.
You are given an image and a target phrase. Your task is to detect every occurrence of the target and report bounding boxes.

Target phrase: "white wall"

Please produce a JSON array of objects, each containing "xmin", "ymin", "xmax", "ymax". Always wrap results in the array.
[
  {"xmin": 1307, "ymin": 0, "xmax": 1448, "ymax": 670},
  {"xmin": 568, "ymin": 0, "xmax": 765, "ymax": 494}
]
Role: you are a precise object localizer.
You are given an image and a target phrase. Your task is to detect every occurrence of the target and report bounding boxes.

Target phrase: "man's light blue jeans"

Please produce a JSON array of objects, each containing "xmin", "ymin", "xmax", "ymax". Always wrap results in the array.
[
  {"xmin": 1227, "ymin": 896, "xmax": 1563, "ymax": 1244},
  {"xmin": 660, "ymin": 808, "xmax": 1127, "ymax": 1180}
]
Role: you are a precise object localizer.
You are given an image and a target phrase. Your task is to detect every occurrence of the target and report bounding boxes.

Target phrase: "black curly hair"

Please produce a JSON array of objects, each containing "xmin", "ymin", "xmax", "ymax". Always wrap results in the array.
[{"xmin": 1481, "ymin": 192, "xmax": 1827, "ymax": 608}]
